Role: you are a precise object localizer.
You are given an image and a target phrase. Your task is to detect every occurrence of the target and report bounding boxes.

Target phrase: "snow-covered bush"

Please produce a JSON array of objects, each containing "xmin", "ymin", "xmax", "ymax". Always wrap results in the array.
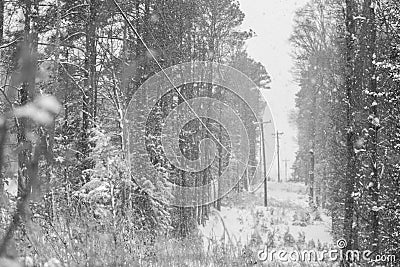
[{"xmin": 76, "ymin": 127, "xmax": 171, "ymax": 234}]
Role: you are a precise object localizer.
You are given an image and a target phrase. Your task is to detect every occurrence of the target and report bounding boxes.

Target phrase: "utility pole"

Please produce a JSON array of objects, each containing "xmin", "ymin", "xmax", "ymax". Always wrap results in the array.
[
  {"xmin": 309, "ymin": 149, "xmax": 315, "ymax": 207},
  {"xmin": 283, "ymin": 159, "xmax": 290, "ymax": 182},
  {"xmin": 273, "ymin": 131, "xmax": 284, "ymax": 183},
  {"xmin": 254, "ymin": 120, "xmax": 271, "ymax": 207}
]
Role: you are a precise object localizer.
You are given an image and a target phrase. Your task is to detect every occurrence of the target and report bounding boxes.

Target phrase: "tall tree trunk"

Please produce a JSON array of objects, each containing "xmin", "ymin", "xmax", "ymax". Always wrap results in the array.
[
  {"xmin": 81, "ymin": 0, "xmax": 97, "ymax": 182},
  {"xmin": 17, "ymin": 0, "xmax": 38, "ymax": 198},
  {"xmin": 343, "ymin": 0, "xmax": 357, "ymax": 257},
  {"xmin": 201, "ymin": 8, "xmax": 218, "ymax": 224},
  {"xmin": 0, "ymin": 0, "xmax": 4, "ymax": 196},
  {"xmin": 365, "ymin": 0, "xmax": 379, "ymax": 255},
  {"xmin": 0, "ymin": 121, "xmax": 5, "ymax": 198}
]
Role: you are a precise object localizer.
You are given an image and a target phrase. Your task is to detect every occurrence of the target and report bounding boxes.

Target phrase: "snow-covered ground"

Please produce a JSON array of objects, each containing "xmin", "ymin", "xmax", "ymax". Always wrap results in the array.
[{"xmin": 199, "ymin": 182, "xmax": 333, "ymax": 262}]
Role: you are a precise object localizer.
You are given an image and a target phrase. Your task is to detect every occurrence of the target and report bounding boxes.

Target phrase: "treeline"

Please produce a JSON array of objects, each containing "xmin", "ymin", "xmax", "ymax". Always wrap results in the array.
[
  {"xmin": 292, "ymin": 0, "xmax": 399, "ymax": 262},
  {"xmin": 0, "ymin": 0, "xmax": 269, "ymax": 264}
]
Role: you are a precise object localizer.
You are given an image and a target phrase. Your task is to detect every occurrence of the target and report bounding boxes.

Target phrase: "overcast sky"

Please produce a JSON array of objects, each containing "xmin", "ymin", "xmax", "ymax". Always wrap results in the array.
[{"xmin": 239, "ymin": 0, "xmax": 309, "ymax": 180}]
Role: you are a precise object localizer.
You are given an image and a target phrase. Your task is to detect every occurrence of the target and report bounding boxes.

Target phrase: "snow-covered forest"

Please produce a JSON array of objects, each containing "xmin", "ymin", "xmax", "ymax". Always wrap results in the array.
[
  {"xmin": 0, "ymin": 0, "xmax": 398, "ymax": 266},
  {"xmin": 291, "ymin": 0, "xmax": 399, "ymax": 265}
]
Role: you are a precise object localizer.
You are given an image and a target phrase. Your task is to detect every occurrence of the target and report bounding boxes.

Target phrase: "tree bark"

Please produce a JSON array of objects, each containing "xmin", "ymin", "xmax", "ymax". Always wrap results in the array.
[
  {"xmin": 364, "ymin": 0, "xmax": 379, "ymax": 255},
  {"xmin": 81, "ymin": 0, "xmax": 98, "ymax": 182},
  {"xmin": 343, "ymin": 0, "xmax": 357, "ymax": 256},
  {"xmin": 17, "ymin": 0, "xmax": 38, "ymax": 198},
  {"xmin": 0, "ymin": 0, "xmax": 4, "ymax": 196}
]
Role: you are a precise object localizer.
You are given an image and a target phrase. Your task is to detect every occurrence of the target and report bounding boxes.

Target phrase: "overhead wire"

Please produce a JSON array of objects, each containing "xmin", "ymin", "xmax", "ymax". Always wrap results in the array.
[{"xmin": 111, "ymin": 0, "xmax": 266, "ymax": 189}]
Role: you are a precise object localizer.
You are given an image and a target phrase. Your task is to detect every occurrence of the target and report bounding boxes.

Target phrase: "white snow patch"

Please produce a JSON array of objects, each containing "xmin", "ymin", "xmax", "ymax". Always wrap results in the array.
[{"xmin": 199, "ymin": 182, "xmax": 333, "ymax": 253}]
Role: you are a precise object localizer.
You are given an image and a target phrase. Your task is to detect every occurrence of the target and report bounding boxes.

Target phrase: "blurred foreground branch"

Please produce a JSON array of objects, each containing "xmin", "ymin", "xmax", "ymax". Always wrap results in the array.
[{"xmin": 0, "ymin": 122, "xmax": 45, "ymax": 257}]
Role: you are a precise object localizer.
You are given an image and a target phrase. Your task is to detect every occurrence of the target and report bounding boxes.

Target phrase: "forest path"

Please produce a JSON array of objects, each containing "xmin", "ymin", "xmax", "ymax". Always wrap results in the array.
[{"xmin": 199, "ymin": 182, "xmax": 333, "ymax": 257}]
